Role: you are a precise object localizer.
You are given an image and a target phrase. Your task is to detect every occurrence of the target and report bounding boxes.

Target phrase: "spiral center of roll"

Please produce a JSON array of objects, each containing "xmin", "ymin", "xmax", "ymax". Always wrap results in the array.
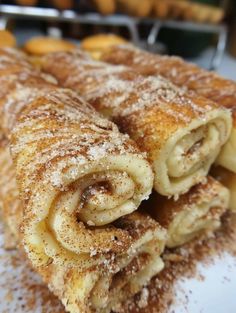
[
  {"xmin": 167, "ymin": 124, "xmax": 220, "ymax": 178},
  {"xmin": 76, "ymin": 170, "xmax": 136, "ymax": 225}
]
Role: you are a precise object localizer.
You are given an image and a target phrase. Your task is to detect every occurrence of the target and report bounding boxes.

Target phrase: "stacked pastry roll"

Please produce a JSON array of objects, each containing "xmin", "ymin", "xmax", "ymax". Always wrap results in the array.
[
  {"xmin": 100, "ymin": 44, "xmax": 236, "ymax": 173},
  {"xmin": 42, "ymin": 50, "xmax": 232, "ymax": 198},
  {"xmin": 0, "ymin": 47, "xmax": 167, "ymax": 313},
  {"xmin": 0, "ymin": 42, "xmax": 234, "ymax": 312},
  {"xmin": 142, "ymin": 176, "xmax": 229, "ymax": 248},
  {"xmin": 100, "ymin": 44, "xmax": 236, "ymax": 213}
]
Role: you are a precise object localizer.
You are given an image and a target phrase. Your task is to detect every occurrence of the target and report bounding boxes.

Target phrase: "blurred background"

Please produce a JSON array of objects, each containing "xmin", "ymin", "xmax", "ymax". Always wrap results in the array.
[{"xmin": 0, "ymin": 0, "xmax": 235, "ymax": 78}]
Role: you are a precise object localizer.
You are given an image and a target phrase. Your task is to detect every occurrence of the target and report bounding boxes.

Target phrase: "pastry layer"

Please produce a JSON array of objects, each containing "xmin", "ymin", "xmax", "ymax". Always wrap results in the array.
[
  {"xmin": 144, "ymin": 176, "xmax": 229, "ymax": 248},
  {"xmin": 211, "ymin": 166, "xmax": 236, "ymax": 212}
]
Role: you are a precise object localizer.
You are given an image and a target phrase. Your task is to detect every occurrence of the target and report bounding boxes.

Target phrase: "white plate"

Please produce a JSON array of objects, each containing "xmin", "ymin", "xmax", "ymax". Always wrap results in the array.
[{"xmin": 170, "ymin": 253, "xmax": 236, "ymax": 313}]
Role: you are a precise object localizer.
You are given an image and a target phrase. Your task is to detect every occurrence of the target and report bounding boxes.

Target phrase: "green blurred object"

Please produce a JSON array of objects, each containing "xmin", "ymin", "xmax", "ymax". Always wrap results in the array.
[
  {"xmin": 158, "ymin": 0, "xmax": 222, "ymax": 57},
  {"xmin": 159, "ymin": 28, "xmax": 213, "ymax": 57}
]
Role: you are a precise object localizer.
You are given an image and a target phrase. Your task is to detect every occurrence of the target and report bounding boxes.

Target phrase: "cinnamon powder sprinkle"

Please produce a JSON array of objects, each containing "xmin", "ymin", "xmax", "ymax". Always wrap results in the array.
[
  {"xmin": 1, "ymin": 212, "xmax": 236, "ymax": 312},
  {"xmin": 0, "ymin": 222, "xmax": 64, "ymax": 313}
]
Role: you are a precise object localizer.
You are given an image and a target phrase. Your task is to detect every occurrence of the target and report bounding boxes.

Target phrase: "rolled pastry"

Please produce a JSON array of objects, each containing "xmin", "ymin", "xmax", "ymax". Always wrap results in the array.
[
  {"xmin": 9, "ymin": 88, "xmax": 153, "ymax": 269},
  {"xmin": 42, "ymin": 50, "xmax": 232, "ymax": 197},
  {"xmin": 211, "ymin": 166, "xmax": 236, "ymax": 212},
  {"xmin": 39, "ymin": 212, "xmax": 166, "ymax": 313},
  {"xmin": 0, "ymin": 48, "xmax": 166, "ymax": 312},
  {"xmin": 0, "ymin": 144, "xmax": 166, "ymax": 313},
  {"xmin": 100, "ymin": 44, "xmax": 236, "ymax": 174},
  {"xmin": 144, "ymin": 176, "xmax": 229, "ymax": 248}
]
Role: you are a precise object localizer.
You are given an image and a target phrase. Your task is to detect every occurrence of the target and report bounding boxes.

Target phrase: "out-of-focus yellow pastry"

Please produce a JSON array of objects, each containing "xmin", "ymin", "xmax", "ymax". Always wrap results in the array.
[
  {"xmin": 81, "ymin": 34, "xmax": 127, "ymax": 60},
  {"xmin": 116, "ymin": 0, "xmax": 153, "ymax": 17},
  {"xmin": 23, "ymin": 36, "xmax": 77, "ymax": 55},
  {"xmin": 181, "ymin": 2, "xmax": 224, "ymax": 24},
  {"xmin": 51, "ymin": 0, "xmax": 73, "ymax": 10},
  {"xmin": 93, "ymin": 0, "xmax": 116, "ymax": 15},
  {"xmin": 0, "ymin": 30, "xmax": 16, "ymax": 48},
  {"xmin": 144, "ymin": 176, "xmax": 229, "ymax": 248},
  {"xmin": 152, "ymin": 0, "xmax": 224, "ymax": 23},
  {"xmin": 15, "ymin": 0, "xmax": 38, "ymax": 5},
  {"xmin": 153, "ymin": 0, "xmax": 170, "ymax": 19},
  {"xmin": 42, "ymin": 50, "xmax": 232, "ymax": 197}
]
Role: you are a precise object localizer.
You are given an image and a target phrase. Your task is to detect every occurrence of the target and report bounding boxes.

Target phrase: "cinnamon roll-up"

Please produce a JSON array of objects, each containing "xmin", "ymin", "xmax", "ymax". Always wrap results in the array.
[
  {"xmin": 100, "ymin": 44, "xmax": 236, "ymax": 174},
  {"xmin": 0, "ymin": 142, "xmax": 166, "ymax": 313},
  {"xmin": 0, "ymin": 48, "xmax": 166, "ymax": 312},
  {"xmin": 0, "ymin": 47, "xmax": 153, "ymax": 226},
  {"xmin": 144, "ymin": 177, "xmax": 229, "ymax": 248},
  {"xmin": 42, "ymin": 51, "xmax": 232, "ymax": 197},
  {"xmin": 39, "ymin": 212, "xmax": 166, "ymax": 313},
  {"xmin": 9, "ymin": 88, "xmax": 153, "ymax": 269},
  {"xmin": 211, "ymin": 166, "xmax": 236, "ymax": 212}
]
